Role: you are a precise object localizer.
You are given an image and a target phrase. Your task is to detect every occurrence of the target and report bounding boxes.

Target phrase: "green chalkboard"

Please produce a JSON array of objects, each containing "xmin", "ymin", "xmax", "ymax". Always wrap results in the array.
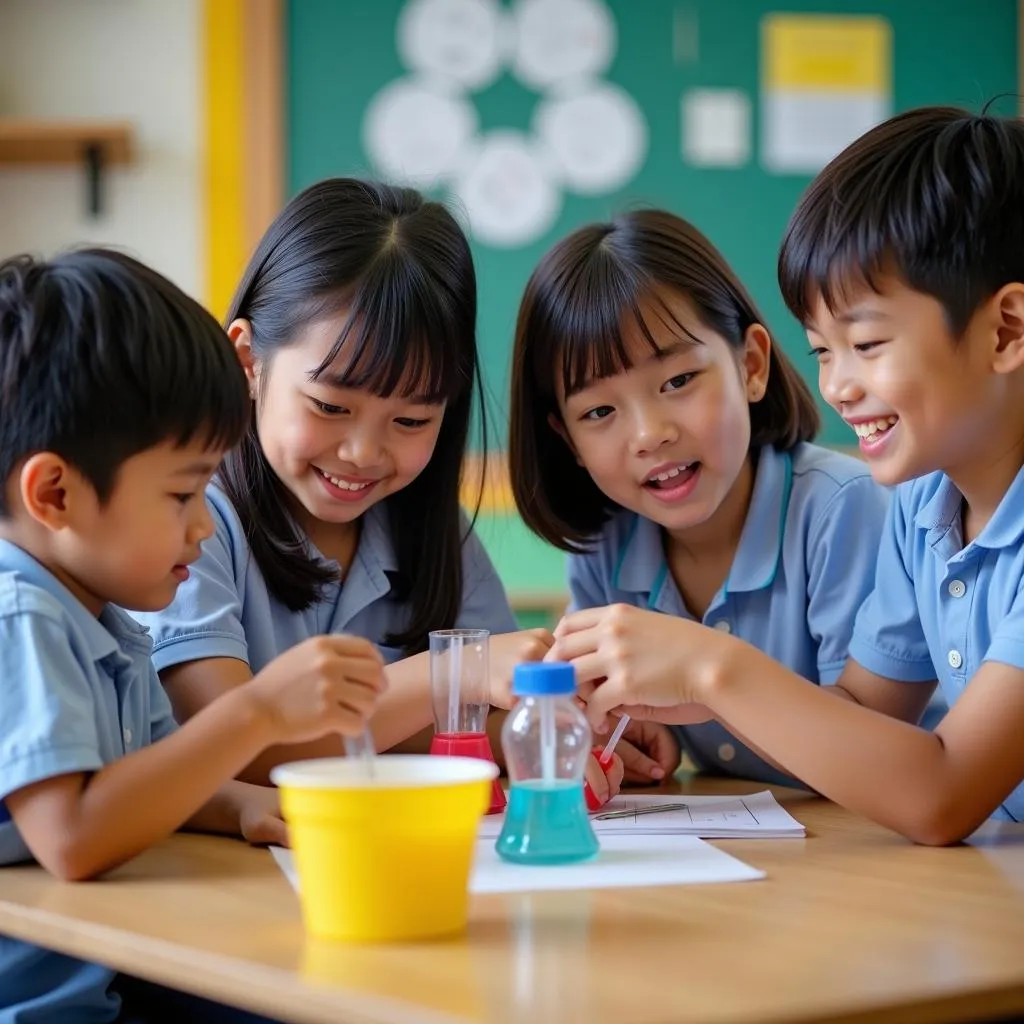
[{"xmin": 288, "ymin": 0, "xmax": 1016, "ymax": 446}]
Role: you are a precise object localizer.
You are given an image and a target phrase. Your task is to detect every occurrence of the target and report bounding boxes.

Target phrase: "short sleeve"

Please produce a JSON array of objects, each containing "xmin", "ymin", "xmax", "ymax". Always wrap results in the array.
[
  {"xmin": 0, "ymin": 610, "xmax": 104, "ymax": 802},
  {"xmin": 455, "ymin": 527, "xmax": 518, "ymax": 635},
  {"xmin": 985, "ymin": 584, "xmax": 1024, "ymax": 671},
  {"xmin": 135, "ymin": 492, "xmax": 249, "ymax": 672},
  {"xmin": 848, "ymin": 491, "xmax": 936, "ymax": 681},
  {"xmin": 566, "ymin": 550, "xmax": 611, "ymax": 614},
  {"xmin": 807, "ymin": 476, "xmax": 889, "ymax": 683}
]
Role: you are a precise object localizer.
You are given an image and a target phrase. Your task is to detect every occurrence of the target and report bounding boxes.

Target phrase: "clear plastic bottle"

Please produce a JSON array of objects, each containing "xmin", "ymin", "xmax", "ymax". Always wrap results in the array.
[{"xmin": 496, "ymin": 662, "xmax": 599, "ymax": 864}]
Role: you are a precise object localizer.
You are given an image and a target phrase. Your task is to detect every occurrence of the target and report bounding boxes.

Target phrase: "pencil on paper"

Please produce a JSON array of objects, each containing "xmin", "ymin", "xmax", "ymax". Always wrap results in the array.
[{"xmin": 594, "ymin": 801, "xmax": 688, "ymax": 820}]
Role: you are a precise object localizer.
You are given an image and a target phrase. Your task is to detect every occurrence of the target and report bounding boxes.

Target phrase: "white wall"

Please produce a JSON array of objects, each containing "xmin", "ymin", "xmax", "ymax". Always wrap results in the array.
[{"xmin": 0, "ymin": 0, "xmax": 204, "ymax": 299}]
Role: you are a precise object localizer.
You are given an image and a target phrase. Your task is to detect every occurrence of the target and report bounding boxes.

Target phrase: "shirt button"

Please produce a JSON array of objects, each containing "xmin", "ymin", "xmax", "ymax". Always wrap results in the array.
[
  {"xmin": 123, "ymin": 727, "xmax": 133, "ymax": 745},
  {"xmin": 948, "ymin": 580, "xmax": 966, "ymax": 598},
  {"xmin": 713, "ymin": 621, "xmax": 731, "ymax": 634},
  {"xmin": 718, "ymin": 743, "xmax": 736, "ymax": 762},
  {"xmin": 947, "ymin": 650, "xmax": 963, "ymax": 670}
]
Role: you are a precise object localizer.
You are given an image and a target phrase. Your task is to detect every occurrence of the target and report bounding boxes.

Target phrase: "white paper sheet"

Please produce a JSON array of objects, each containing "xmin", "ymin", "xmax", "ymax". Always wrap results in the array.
[
  {"xmin": 271, "ymin": 833, "xmax": 764, "ymax": 897},
  {"xmin": 682, "ymin": 88, "xmax": 751, "ymax": 167},
  {"xmin": 477, "ymin": 790, "xmax": 806, "ymax": 839},
  {"xmin": 762, "ymin": 91, "xmax": 888, "ymax": 173},
  {"xmin": 468, "ymin": 834, "xmax": 764, "ymax": 892}
]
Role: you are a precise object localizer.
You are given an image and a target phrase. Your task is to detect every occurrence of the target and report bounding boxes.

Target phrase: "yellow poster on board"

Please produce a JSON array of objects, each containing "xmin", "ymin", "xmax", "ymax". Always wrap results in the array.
[{"xmin": 761, "ymin": 14, "xmax": 892, "ymax": 173}]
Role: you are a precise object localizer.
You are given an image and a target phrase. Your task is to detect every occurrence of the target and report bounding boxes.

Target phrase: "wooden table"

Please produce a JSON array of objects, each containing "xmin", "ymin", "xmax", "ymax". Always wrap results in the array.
[{"xmin": 1, "ymin": 777, "xmax": 1023, "ymax": 1024}]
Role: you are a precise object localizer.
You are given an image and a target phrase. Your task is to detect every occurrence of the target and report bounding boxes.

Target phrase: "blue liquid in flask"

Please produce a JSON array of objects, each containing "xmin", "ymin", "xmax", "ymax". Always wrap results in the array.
[{"xmin": 496, "ymin": 780, "xmax": 599, "ymax": 865}]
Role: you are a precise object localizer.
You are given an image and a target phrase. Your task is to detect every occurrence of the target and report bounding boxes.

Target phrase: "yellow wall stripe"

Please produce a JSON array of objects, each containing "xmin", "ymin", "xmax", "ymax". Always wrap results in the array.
[
  {"xmin": 203, "ymin": 0, "xmax": 247, "ymax": 321},
  {"xmin": 462, "ymin": 453, "xmax": 514, "ymax": 515}
]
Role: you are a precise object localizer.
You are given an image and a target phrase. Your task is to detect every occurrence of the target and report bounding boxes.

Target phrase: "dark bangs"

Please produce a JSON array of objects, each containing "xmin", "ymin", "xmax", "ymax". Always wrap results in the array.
[
  {"xmin": 546, "ymin": 255, "xmax": 706, "ymax": 403},
  {"xmin": 779, "ymin": 106, "xmax": 1024, "ymax": 333},
  {"xmin": 307, "ymin": 249, "xmax": 471, "ymax": 406},
  {"xmin": 530, "ymin": 213, "xmax": 755, "ymax": 406}
]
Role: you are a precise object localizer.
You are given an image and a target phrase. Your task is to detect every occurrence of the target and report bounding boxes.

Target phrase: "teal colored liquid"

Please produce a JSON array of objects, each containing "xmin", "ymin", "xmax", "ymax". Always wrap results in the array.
[{"xmin": 496, "ymin": 780, "xmax": 599, "ymax": 865}]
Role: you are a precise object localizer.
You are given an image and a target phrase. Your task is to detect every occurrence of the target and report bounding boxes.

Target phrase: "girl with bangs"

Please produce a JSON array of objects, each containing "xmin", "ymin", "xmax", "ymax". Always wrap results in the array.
[
  {"xmin": 510, "ymin": 209, "xmax": 887, "ymax": 787},
  {"xmin": 135, "ymin": 179, "xmax": 625, "ymax": 797}
]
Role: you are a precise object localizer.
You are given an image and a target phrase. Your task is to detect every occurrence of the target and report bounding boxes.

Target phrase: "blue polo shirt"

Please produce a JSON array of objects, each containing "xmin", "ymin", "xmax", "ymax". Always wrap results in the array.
[
  {"xmin": 849, "ymin": 467, "xmax": 1024, "ymax": 821},
  {"xmin": 136, "ymin": 482, "xmax": 518, "ymax": 676},
  {"xmin": 567, "ymin": 443, "xmax": 888, "ymax": 784},
  {"xmin": 0, "ymin": 540, "xmax": 177, "ymax": 1022}
]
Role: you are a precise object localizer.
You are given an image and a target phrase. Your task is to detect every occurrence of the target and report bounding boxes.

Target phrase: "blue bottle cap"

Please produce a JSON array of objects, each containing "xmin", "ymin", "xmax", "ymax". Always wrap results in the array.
[{"xmin": 512, "ymin": 661, "xmax": 576, "ymax": 696}]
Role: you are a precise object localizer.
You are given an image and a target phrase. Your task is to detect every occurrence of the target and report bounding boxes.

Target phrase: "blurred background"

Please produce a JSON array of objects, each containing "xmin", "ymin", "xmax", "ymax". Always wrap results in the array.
[{"xmin": 0, "ymin": 0, "xmax": 1018, "ymax": 625}]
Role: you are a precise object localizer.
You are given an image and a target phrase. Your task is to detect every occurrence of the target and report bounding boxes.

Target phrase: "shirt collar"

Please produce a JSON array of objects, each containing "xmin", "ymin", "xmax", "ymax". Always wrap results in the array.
[
  {"xmin": 0, "ymin": 540, "xmax": 151, "ymax": 659},
  {"xmin": 914, "ymin": 463, "xmax": 1024, "ymax": 553},
  {"xmin": 359, "ymin": 500, "xmax": 399, "ymax": 574},
  {"xmin": 306, "ymin": 500, "xmax": 398, "ymax": 575},
  {"xmin": 725, "ymin": 446, "xmax": 793, "ymax": 593},
  {"xmin": 613, "ymin": 514, "xmax": 667, "ymax": 599}
]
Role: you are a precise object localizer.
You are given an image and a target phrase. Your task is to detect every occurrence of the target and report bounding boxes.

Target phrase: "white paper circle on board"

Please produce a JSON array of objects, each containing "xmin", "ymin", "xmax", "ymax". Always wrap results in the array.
[
  {"xmin": 363, "ymin": 77, "xmax": 478, "ymax": 184},
  {"xmin": 534, "ymin": 81, "xmax": 647, "ymax": 194},
  {"xmin": 397, "ymin": 0, "xmax": 506, "ymax": 91},
  {"xmin": 511, "ymin": 0, "xmax": 615, "ymax": 91},
  {"xmin": 453, "ymin": 131, "xmax": 561, "ymax": 247}
]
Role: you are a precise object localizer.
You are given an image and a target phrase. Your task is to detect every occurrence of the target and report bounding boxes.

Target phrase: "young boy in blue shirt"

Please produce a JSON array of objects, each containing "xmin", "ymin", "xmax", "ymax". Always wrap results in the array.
[
  {"xmin": 554, "ymin": 105, "xmax": 1024, "ymax": 845},
  {"xmin": 0, "ymin": 250, "xmax": 386, "ymax": 1020}
]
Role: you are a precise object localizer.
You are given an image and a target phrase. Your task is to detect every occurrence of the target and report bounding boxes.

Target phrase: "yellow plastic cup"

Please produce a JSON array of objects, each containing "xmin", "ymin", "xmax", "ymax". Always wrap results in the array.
[{"xmin": 271, "ymin": 754, "xmax": 498, "ymax": 943}]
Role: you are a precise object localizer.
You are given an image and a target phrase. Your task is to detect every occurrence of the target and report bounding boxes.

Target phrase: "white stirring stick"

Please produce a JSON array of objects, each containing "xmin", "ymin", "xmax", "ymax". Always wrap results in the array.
[
  {"xmin": 598, "ymin": 714, "xmax": 631, "ymax": 766},
  {"xmin": 540, "ymin": 698, "xmax": 557, "ymax": 784},
  {"xmin": 344, "ymin": 728, "xmax": 376, "ymax": 778},
  {"xmin": 447, "ymin": 633, "xmax": 462, "ymax": 733}
]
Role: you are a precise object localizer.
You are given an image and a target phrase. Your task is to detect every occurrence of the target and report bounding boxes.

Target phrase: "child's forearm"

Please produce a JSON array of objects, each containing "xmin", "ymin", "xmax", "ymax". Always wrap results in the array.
[
  {"xmin": 237, "ymin": 735, "xmax": 345, "ymax": 786},
  {"xmin": 232, "ymin": 652, "xmax": 435, "ymax": 784},
  {"xmin": 370, "ymin": 650, "xmax": 434, "ymax": 750},
  {"xmin": 57, "ymin": 690, "xmax": 273, "ymax": 878},
  {"xmin": 702, "ymin": 647, "xmax": 961, "ymax": 843},
  {"xmin": 226, "ymin": 648, "xmax": 502, "ymax": 781},
  {"xmin": 709, "ymin": 684, "xmax": 863, "ymax": 780},
  {"xmin": 184, "ymin": 779, "xmax": 263, "ymax": 836}
]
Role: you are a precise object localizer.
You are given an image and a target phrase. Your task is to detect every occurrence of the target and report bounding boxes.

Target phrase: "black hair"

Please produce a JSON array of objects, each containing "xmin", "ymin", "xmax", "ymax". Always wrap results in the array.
[
  {"xmin": 219, "ymin": 178, "xmax": 484, "ymax": 653},
  {"xmin": 779, "ymin": 105, "xmax": 1024, "ymax": 333},
  {"xmin": 509, "ymin": 209, "xmax": 818, "ymax": 552},
  {"xmin": 0, "ymin": 248, "xmax": 248, "ymax": 515}
]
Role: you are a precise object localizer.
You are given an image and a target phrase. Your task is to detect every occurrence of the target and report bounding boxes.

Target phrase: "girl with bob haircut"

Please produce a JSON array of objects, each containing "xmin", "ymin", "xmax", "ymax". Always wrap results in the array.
[{"xmin": 510, "ymin": 209, "xmax": 886, "ymax": 785}]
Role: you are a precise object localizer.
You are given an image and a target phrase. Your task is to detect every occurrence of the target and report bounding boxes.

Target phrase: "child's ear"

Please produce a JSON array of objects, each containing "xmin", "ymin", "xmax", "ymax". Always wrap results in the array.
[
  {"xmin": 18, "ymin": 453, "xmax": 81, "ymax": 531},
  {"xmin": 228, "ymin": 318, "xmax": 259, "ymax": 398},
  {"xmin": 741, "ymin": 324, "xmax": 772, "ymax": 402},
  {"xmin": 547, "ymin": 412, "xmax": 583, "ymax": 465},
  {"xmin": 990, "ymin": 284, "xmax": 1024, "ymax": 374}
]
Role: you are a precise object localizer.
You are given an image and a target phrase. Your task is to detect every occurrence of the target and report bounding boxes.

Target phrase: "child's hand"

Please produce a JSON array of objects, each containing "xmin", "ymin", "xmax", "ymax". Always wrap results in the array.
[
  {"xmin": 487, "ymin": 628, "xmax": 555, "ymax": 708},
  {"xmin": 551, "ymin": 604, "xmax": 725, "ymax": 728},
  {"xmin": 244, "ymin": 635, "xmax": 386, "ymax": 744},
  {"xmin": 585, "ymin": 751, "xmax": 623, "ymax": 806},
  {"xmin": 616, "ymin": 720, "xmax": 682, "ymax": 785},
  {"xmin": 237, "ymin": 785, "xmax": 288, "ymax": 847}
]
